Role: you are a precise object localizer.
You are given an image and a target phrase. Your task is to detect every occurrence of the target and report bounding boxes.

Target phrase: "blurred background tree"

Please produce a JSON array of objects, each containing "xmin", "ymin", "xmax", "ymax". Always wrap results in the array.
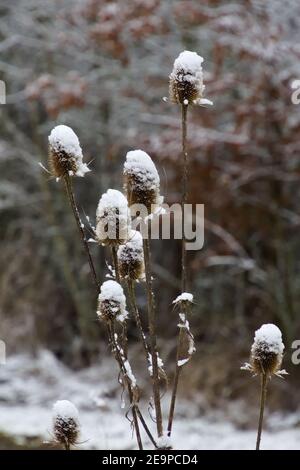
[{"xmin": 1, "ymin": 0, "xmax": 300, "ymax": 406}]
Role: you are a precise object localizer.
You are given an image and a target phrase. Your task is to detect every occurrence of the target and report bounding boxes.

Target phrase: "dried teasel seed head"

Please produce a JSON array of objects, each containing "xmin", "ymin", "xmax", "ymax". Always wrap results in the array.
[
  {"xmin": 250, "ymin": 324, "xmax": 285, "ymax": 376},
  {"xmin": 169, "ymin": 50, "xmax": 205, "ymax": 105},
  {"xmin": 95, "ymin": 189, "xmax": 130, "ymax": 246},
  {"xmin": 124, "ymin": 149, "xmax": 163, "ymax": 214},
  {"xmin": 117, "ymin": 230, "xmax": 144, "ymax": 281},
  {"xmin": 48, "ymin": 125, "xmax": 90, "ymax": 179},
  {"xmin": 52, "ymin": 400, "xmax": 80, "ymax": 449},
  {"xmin": 97, "ymin": 280, "xmax": 128, "ymax": 323}
]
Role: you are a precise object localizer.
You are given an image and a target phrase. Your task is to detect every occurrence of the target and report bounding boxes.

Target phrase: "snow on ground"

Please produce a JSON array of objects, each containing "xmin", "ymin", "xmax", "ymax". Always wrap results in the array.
[{"xmin": 0, "ymin": 350, "xmax": 299, "ymax": 450}]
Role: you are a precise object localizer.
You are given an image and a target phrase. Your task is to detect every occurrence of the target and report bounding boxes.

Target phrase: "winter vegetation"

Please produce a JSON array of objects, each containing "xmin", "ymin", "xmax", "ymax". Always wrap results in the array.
[{"xmin": 0, "ymin": 0, "xmax": 300, "ymax": 450}]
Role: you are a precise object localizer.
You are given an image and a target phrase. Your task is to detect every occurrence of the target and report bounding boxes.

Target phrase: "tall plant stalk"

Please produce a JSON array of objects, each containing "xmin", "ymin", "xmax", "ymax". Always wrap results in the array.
[
  {"xmin": 127, "ymin": 280, "xmax": 149, "ymax": 359},
  {"xmin": 143, "ymin": 234, "xmax": 163, "ymax": 438},
  {"xmin": 256, "ymin": 373, "xmax": 268, "ymax": 450},
  {"xmin": 64, "ymin": 175, "xmax": 99, "ymax": 291},
  {"xmin": 168, "ymin": 103, "xmax": 189, "ymax": 436}
]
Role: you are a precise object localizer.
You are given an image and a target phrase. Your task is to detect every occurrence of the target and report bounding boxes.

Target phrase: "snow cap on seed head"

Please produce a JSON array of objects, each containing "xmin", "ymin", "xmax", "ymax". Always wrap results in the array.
[
  {"xmin": 96, "ymin": 189, "xmax": 130, "ymax": 246},
  {"xmin": 242, "ymin": 324, "xmax": 287, "ymax": 378},
  {"xmin": 169, "ymin": 51, "xmax": 212, "ymax": 106},
  {"xmin": 52, "ymin": 400, "xmax": 80, "ymax": 449},
  {"xmin": 124, "ymin": 149, "xmax": 163, "ymax": 214},
  {"xmin": 48, "ymin": 125, "xmax": 90, "ymax": 178},
  {"xmin": 117, "ymin": 230, "xmax": 144, "ymax": 281},
  {"xmin": 97, "ymin": 280, "xmax": 128, "ymax": 323}
]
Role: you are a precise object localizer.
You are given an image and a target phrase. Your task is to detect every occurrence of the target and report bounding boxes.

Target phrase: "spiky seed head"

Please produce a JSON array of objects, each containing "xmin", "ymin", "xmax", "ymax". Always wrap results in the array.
[
  {"xmin": 124, "ymin": 149, "xmax": 162, "ymax": 214},
  {"xmin": 97, "ymin": 280, "xmax": 128, "ymax": 323},
  {"xmin": 169, "ymin": 50, "xmax": 204, "ymax": 105},
  {"xmin": 96, "ymin": 189, "xmax": 130, "ymax": 246},
  {"xmin": 52, "ymin": 400, "xmax": 80, "ymax": 449},
  {"xmin": 250, "ymin": 324, "xmax": 284, "ymax": 376},
  {"xmin": 48, "ymin": 125, "xmax": 90, "ymax": 178},
  {"xmin": 117, "ymin": 230, "xmax": 144, "ymax": 281}
]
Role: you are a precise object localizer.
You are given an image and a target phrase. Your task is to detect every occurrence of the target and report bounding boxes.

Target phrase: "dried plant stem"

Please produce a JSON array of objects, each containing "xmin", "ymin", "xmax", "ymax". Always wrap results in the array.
[
  {"xmin": 143, "ymin": 235, "xmax": 163, "ymax": 438},
  {"xmin": 111, "ymin": 246, "xmax": 128, "ymax": 357},
  {"xmin": 127, "ymin": 280, "xmax": 149, "ymax": 359},
  {"xmin": 64, "ymin": 442, "xmax": 70, "ymax": 451},
  {"xmin": 107, "ymin": 321, "xmax": 143, "ymax": 450},
  {"xmin": 111, "ymin": 245, "xmax": 121, "ymax": 283},
  {"xmin": 256, "ymin": 373, "xmax": 268, "ymax": 450},
  {"xmin": 64, "ymin": 175, "xmax": 99, "ymax": 292},
  {"xmin": 181, "ymin": 103, "xmax": 188, "ymax": 293},
  {"xmin": 168, "ymin": 103, "xmax": 189, "ymax": 437}
]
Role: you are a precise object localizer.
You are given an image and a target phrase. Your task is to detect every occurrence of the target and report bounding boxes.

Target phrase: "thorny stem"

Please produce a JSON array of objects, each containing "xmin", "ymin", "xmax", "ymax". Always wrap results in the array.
[
  {"xmin": 64, "ymin": 175, "xmax": 99, "ymax": 292},
  {"xmin": 127, "ymin": 280, "xmax": 149, "ymax": 360},
  {"xmin": 143, "ymin": 235, "xmax": 163, "ymax": 438},
  {"xmin": 256, "ymin": 373, "xmax": 268, "ymax": 450},
  {"xmin": 167, "ymin": 103, "xmax": 189, "ymax": 437},
  {"xmin": 108, "ymin": 321, "xmax": 143, "ymax": 450}
]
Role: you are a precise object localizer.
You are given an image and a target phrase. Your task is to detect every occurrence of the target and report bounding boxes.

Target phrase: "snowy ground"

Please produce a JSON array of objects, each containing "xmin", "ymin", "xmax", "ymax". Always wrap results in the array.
[{"xmin": 0, "ymin": 350, "xmax": 299, "ymax": 450}]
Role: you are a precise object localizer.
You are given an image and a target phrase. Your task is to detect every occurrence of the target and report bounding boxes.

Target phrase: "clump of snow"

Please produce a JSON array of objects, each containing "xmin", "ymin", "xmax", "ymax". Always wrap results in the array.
[
  {"xmin": 124, "ymin": 150, "xmax": 160, "ymax": 192},
  {"xmin": 123, "ymin": 360, "xmax": 137, "ymax": 388},
  {"xmin": 157, "ymin": 432, "xmax": 173, "ymax": 449},
  {"xmin": 96, "ymin": 189, "xmax": 130, "ymax": 244},
  {"xmin": 97, "ymin": 280, "xmax": 128, "ymax": 322},
  {"xmin": 148, "ymin": 353, "xmax": 164, "ymax": 377},
  {"xmin": 252, "ymin": 324, "xmax": 284, "ymax": 355},
  {"xmin": 178, "ymin": 358, "xmax": 190, "ymax": 367},
  {"xmin": 48, "ymin": 125, "xmax": 90, "ymax": 177},
  {"xmin": 52, "ymin": 400, "xmax": 79, "ymax": 423},
  {"xmin": 173, "ymin": 292, "xmax": 194, "ymax": 305},
  {"xmin": 172, "ymin": 51, "xmax": 204, "ymax": 77}
]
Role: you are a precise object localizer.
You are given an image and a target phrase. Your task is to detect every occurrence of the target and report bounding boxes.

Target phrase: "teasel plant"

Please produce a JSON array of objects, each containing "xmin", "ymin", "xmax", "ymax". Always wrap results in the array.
[
  {"xmin": 47, "ymin": 127, "xmax": 156, "ymax": 450},
  {"xmin": 241, "ymin": 324, "xmax": 288, "ymax": 450},
  {"xmin": 166, "ymin": 51, "xmax": 213, "ymax": 436},
  {"xmin": 52, "ymin": 400, "xmax": 80, "ymax": 450},
  {"xmin": 124, "ymin": 149, "xmax": 164, "ymax": 438},
  {"xmin": 48, "ymin": 125, "xmax": 99, "ymax": 291}
]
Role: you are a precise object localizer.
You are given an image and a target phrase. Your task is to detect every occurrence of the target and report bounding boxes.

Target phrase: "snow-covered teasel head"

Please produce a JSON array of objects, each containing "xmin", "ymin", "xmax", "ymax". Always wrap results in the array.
[
  {"xmin": 97, "ymin": 280, "xmax": 128, "ymax": 323},
  {"xmin": 169, "ymin": 51, "xmax": 212, "ymax": 106},
  {"xmin": 96, "ymin": 189, "xmax": 130, "ymax": 246},
  {"xmin": 52, "ymin": 400, "xmax": 80, "ymax": 449},
  {"xmin": 242, "ymin": 324, "xmax": 287, "ymax": 377},
  {"xmin": 48, "ymin": 125, "xmax": 90, "ymax": 178},
  {"xmin": 124, "ymin": 149, "xmax": 163, "ymax": 214},
  {"xmin": 117, "ymin": 230, "xmax": 144, "ymax": 281}
]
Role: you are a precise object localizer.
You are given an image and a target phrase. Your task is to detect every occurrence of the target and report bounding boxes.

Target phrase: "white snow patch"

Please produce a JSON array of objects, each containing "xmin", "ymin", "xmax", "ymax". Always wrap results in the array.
[
  {"xmin": 173, "ymin": 292, "xmax": 193, "ymax": 304},
  {"xmin": 52, "ymin": 400, "xmax": 79, "ymax": 423},
  {"xmin": 252, "ymin": 324, "xmax": 284, "ymax": 355}
]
